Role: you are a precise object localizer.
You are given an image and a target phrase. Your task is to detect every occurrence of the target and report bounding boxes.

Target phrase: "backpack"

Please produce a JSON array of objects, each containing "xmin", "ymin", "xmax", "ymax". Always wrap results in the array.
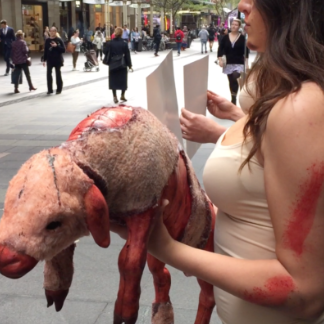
[{"xmin": 176, "ymin": 34, "xmax": 181, "ymax": 40}]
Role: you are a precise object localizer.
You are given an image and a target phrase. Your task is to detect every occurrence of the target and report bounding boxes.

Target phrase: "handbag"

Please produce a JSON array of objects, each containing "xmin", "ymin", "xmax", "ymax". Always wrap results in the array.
[
  {"xmin": 109, "ymin": 54, "xmax": 126, "ymax": 71},
  {"xmin": 11, "ymin": 68, "xmax": 23, "ymax": 84},
  {"xmin": 221, "ymin": 55, "xmax": 227, "ymax": 68},
  {"xmin": 66, "ymin": 42, "xmax": 76, "ymax": 53}
]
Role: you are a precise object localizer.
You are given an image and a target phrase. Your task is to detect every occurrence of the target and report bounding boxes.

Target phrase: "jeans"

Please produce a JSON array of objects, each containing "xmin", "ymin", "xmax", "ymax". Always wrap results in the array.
[
  {"xmin": 176, "ymin": 42, "xmax": 182, "ymax": 54},
  {"xmin": 96, "ymin": 49, "xmax": 103, "ymax": 59},
  {"xmin": 201, "ymin": 41, "xmax": 207, "ymax": 53},
  {"xmin": 14, "ymin": 63, "xmax": 32, "ymax": 88},
  {"xmin": 155, "ymin": 38, "xmax": 161, "ymax": 54},
  {"xmin": 47, "ymin": 64, "xmax": 63, "ymax": 92}
]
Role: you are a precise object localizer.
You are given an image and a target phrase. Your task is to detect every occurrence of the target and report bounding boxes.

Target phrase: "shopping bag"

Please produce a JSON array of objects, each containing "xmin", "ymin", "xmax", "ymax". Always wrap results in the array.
[{"xmin": 11, "ymin": 68, "xmax": 23, "ymax": 85}]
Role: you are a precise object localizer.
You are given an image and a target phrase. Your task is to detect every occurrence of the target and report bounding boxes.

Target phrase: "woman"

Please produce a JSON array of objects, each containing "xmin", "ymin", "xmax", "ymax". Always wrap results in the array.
[
  {"xmin": 104, "ymin": 27, "xmax": 132, "ymax": 104},
  {"xmin": 217, "ymin": 19, "xmax": 245, "ymax": 105},
  {"xmin": 93, "ymin": 30, "xmax": 104, "ymax": 60},
  {"xmin": 43, "ymin": 26, "xmax": 65, "ymax": 95},
  {"xmin": 207, "ymin": 23, "xmax": 216, "ymax": 52},
  {"xmin": 131, "ymin": 27, "xmax": 140, "ymax": 54},
  {"xmin": 70, "ymin": 29, "xmax": 83, "ymax": 71},
  {"xmin": 11, "ymin": 30, "xmax": 36, "ymax": 93},
  {"xmin": 43, "ymin": 26, "xmax": 50, "ymax": 43},
  {"xmin": 182, "ymin": 26, "xmax": 188, "ymax": 50},
  {"xmin": 112, "ymin": 1, "xmax": 324, "ymax": 324}
]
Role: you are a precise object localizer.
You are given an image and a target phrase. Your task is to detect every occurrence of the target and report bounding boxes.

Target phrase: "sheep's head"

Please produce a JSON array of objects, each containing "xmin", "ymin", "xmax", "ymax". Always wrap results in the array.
[{"xmin": 0, "ymin": 148, "xmax": 110, "ymax": 279}]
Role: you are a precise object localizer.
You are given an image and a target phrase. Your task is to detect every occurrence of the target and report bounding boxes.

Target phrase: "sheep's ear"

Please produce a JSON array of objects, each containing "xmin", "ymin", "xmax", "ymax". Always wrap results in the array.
[{"xmin": 84, "ymin": 185, "xmax": 110, "ymax": 248}]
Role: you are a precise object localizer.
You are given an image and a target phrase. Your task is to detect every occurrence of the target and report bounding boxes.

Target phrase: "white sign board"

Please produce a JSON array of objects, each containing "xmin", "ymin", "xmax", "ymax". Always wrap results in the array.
[
  {"xmin": 146, "ymin": 50, "xmax": 183, "ymax": 147},
  {"xmin": 183, "ymin": 55, "xmax": 209, "ymax": 158}
]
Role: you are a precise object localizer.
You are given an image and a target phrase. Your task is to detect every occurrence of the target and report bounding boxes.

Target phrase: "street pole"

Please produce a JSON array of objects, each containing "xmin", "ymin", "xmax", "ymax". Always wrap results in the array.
[{"xmin": 150, "ymin": 2, "xmax": 153, "ymax": 36}]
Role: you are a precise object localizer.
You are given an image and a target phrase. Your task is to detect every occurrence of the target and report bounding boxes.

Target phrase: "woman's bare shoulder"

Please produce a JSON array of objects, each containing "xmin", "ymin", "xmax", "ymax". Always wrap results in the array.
[{"xmin": 267, "ymin": 82, "xmax": 324, "ymax": 134}]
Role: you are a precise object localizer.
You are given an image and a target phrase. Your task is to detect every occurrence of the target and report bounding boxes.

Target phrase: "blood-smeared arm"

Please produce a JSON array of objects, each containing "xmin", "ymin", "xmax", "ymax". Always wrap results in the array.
[{"xmin": 147, "ymin": 84, "xmax": 324, "ymax": 320}]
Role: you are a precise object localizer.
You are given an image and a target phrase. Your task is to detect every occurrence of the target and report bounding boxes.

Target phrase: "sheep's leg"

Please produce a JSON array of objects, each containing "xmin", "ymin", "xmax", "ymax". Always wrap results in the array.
[
  {"xmin": 43, "ymin": 243, "xmax": 75, "ymax": 312},
  {"xmin": 147, "ymin": 254, "xmax": 174, "ymax": 324},
  {"xmin": 114, "ymin": 210, "xmax": 154, "ymax": 324}
]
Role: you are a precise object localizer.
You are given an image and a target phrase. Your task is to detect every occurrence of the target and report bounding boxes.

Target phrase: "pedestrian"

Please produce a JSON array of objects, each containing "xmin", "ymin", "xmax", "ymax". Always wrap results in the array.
[
  {"xmin": 43, "ymin": 26, "xmax": 50, "ymax": 43},
  {"xmin": 113, "ymin": 1, "xmax": 324, "ymax": 324},
  {"xmin": 11, "ymin": 30, "xmax": 36, "ymax": 93},
  {"xmin": 131, "ymin": 27, "xmax": 140, "ymax": 54},
  {"xmin": 0, "ymin": 20, "xmax": 15, "ymax": 76},
  {"xmin": 70, "ymin": 29, "xmax": 83, "ymax": 71},
  {"xmin": 84, "ymin": 27, "xmax": 93, "ymax": 50},
  {"xmin": 43, "ymin": 26, "xmax": 65, "ymax": 95},
  {"xmin": 104, "ymin": 27, "xmax": 132, "ymax": 104},
  {"xmin": 198, "ymin": 26, "xmax": 209, "ymax": 54},
  {"xmin": 207, "ymin": 23, "xmax": 216, "ymax": 52},
  {"xmin": 217, "ymin": 19, "xmax": 245, "ymax": 105},
  {"xmin": 153, "ymin": 24, "xmax": 162, "ymax": 57},
  {"xmin": 217, "ymin": 22, "xmax": 227, "ymax": 45},
  {"xmin": 122, "ymin": 25, "xmax": 130, "ymax": 43},
  {"xmin": 60, "ymin": 26, "xmax": 68, "ymax": 45},
  {"xmin": 181, "ymin": 26, "xmax": 189, "ymax": 51},
  {"xmin": 93, "ymin": 30, "xmax": 104, "ymax": 60},
  {"xmin": 174, "ymin": 27, "xmax": 184, "ymax": 56}
]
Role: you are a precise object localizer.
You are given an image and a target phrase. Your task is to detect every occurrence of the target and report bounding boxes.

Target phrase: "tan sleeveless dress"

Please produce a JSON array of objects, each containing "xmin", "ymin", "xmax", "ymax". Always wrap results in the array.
[{"xmin": 202, "ymin": 130, "xmax": 324, "ymax": 324}]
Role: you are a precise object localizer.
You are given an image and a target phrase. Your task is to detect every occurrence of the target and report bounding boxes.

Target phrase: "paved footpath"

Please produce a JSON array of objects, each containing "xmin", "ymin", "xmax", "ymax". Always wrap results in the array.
[{"xmin": 0, "ymin": 39, "xmax": 255, "ymax": 324}]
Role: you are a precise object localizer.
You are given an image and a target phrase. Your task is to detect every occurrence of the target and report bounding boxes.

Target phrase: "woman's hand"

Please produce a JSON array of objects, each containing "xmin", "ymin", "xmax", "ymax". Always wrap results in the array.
[
  {"xmin": 207, "ymin": 90, "xmax": 245, "ymax": 121},
  {"xmin": 180, "ymin": 108, "xmax": 226, "ymax": 144},
  {"xmin": 147, "ymin": 200, "xmax": 174, "ymax": 258}
]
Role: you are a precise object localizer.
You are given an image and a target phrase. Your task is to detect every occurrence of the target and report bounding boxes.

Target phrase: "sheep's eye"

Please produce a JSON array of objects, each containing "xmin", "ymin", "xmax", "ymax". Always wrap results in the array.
[{"xmin": 46, "ymin": 221, "xmax": 62, "ymax": 230}]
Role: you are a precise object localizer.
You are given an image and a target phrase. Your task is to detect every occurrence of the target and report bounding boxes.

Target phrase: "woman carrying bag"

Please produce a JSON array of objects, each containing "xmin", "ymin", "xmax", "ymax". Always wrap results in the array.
[
  {"xmin": 103, "ymin": 27, "xmax": 132, "ymax": 104},
  {"xmin": 11, "ymin": 30, "xmax": 36, "ymax": 93},
  {"xmin": 70, "ymin": 29, "xmax": 83, "ymax": 71}
]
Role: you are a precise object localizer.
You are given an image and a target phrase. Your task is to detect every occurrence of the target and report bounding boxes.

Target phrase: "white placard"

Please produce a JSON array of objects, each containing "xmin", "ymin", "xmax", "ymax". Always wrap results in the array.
[
  {"xmin": 146, "ymin": 51, "xmax": 183, "ymax": 147},
  {"xmin": 183, "ymin": 56, "xmax": 209, "ymax": 158}
]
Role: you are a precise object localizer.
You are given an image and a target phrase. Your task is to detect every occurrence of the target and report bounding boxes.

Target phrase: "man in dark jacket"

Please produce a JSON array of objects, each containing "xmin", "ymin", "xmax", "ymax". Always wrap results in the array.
[
  {"xmin": 0, "ymin": 20, "xmax": 15, "ymax": 76},
  {"xmin": 43, "ymin": 26, "xmax": 65, "ymax": 95},
  {"xmin": 153, "ymin": 24, "xmax": 162, "ymax": 57}
]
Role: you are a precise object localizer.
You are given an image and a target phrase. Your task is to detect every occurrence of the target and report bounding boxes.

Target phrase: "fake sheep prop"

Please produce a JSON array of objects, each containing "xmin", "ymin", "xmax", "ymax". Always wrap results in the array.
[{"xmin": 0, "ymin": 106, "xmax": 216, "ymax": 324}]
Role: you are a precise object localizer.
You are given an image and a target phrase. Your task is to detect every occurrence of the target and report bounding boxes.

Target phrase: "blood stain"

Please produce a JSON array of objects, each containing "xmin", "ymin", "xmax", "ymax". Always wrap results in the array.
[{"xmin": 283, "ymin": 162, "xmax": 324, "ymax": 256}]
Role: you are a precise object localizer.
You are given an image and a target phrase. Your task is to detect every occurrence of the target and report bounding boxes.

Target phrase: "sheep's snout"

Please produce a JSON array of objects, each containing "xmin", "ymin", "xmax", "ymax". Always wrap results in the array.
[{"xmin": 0, "ymin": 244, "xmax": 38, "ymax": 279}]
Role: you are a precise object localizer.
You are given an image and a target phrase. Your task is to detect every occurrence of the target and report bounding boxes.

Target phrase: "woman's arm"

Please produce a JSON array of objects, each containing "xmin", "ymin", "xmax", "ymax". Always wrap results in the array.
[
  {"xmin": 149, "ymin": 83, "xmax": 324, "ymax": 320},
  {"xmin": 217, "ymin": 35, "xmax": 226, "ymax": 59}
]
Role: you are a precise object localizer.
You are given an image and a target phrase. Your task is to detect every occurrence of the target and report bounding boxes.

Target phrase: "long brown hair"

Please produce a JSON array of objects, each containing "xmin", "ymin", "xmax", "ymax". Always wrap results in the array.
[{"xmin": 241, "ymin": 0, "xmax": 324, "ymax": 170}]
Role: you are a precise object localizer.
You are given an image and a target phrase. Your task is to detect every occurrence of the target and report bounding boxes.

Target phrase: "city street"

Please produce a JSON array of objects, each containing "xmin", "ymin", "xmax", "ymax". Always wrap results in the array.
[{"xmin": 0, "ymin": 39, "xmax": 255, "ymax": 324}]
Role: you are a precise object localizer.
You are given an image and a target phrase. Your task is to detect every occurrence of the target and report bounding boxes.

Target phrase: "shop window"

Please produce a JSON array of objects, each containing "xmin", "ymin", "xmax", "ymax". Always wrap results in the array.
[{"xmin": 22, "ymin": 5, "xmax": 43, "ymax": 51}]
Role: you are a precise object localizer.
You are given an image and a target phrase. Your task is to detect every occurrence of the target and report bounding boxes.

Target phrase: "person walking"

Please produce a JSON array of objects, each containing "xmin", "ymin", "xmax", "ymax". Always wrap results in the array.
[
  {"xmin": 0, "ymin": 20, "xmax": 15, "ymax": 76},
  {"xmin": 217, "ymin": 19, "xmax": 245, "ymax": 105},
  {"xmin": 93, "ymin": 30, "xmax": 104, "ymax": 60},
  {"xmin": 70, "ymin": 29, "xmax": 83, "ymax": 71},
  {"xmin": 104, "ymin": 27, "xmax": 132, "ymax": 104},
  {"xmin": 43, "ymin": 26, "xmax": 65, "ymax": 95},
  {"xmin": 131, "ymin": 27, "xmax": 140, "ymax": 54},
  {"xmin": 181, "ymin": 26, "xmax": 189, "ymax": 51},
  {"xmin": 43, "ymin": 26, "xmax": 50, "ymax": 43},
  {"xmin": 122, "ymin": 25, "xmax": 130, "ymax": 43},
  {"xmin": 207, "ymin": 23, "xmax": 216, "ymax": 52},
  {"xmin": 174, "ymin": 27, "xmax": 184, "ymax": 56},
  {"xmin": 217, "ymin": 22, "xmax": 227, "ymax": 45},
  {"xmin": 153, "ymin": 24, "xmax": 162, "ymax": 57},
  {"xmin": 11, "ymin": 30, "xmax": 36, "ymax": 93},
  {"xmin": 198, "ymin": 26, "xmax": 209, "ymax": 54}
]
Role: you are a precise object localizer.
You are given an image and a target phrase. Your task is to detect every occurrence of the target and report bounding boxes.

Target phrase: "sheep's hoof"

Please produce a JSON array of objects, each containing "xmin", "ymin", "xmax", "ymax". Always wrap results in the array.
[
  {"xmin": 113, "ymin": 313, "xmax": 137, "ymax": 324},
  {"xmin": 152, "ymin": 302, "xmax": 174, "ymax": 324}
]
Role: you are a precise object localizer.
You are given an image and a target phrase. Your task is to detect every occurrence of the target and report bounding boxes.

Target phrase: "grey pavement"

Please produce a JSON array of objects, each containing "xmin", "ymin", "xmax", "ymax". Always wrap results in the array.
[{"xmin": 0, "ymin": 40, "xmax": 255, "ymax": 324}]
